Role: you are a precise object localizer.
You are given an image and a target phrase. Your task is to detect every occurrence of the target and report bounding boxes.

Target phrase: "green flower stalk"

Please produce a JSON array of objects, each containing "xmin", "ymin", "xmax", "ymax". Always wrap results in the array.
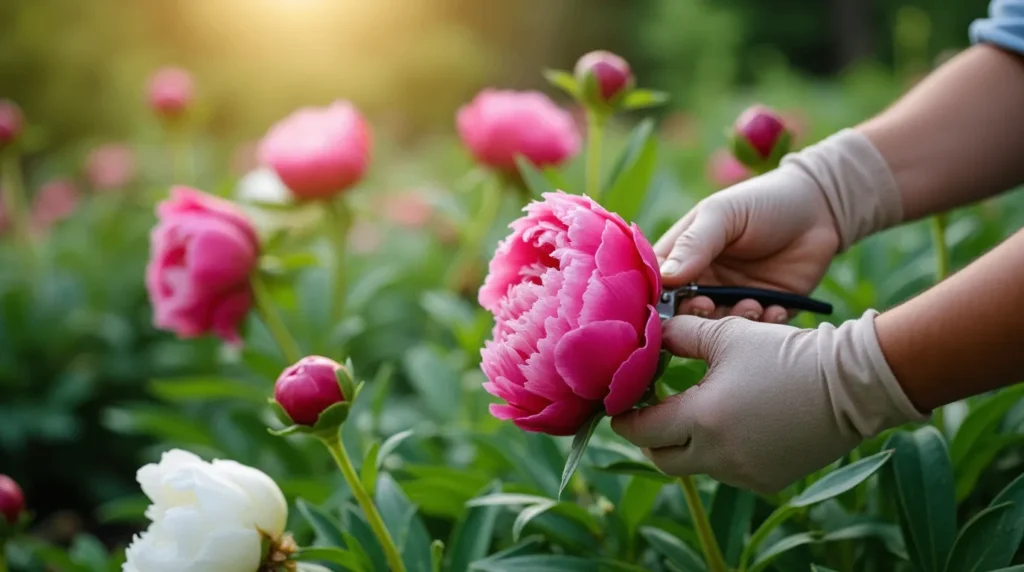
[{"xmin": 679, "ymin": 476, "xmax": 728, "ymax": 572}]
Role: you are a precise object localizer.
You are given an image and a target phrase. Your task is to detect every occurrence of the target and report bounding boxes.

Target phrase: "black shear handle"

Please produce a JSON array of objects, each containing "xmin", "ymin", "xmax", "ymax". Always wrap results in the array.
[{"xmin": 693, "ymin": 285, "xmax": 833, "ymax": 315}]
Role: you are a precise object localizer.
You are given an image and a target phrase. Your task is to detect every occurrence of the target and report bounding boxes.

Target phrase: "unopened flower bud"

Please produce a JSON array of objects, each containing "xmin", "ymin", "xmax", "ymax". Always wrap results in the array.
[
  {"xmin": 574, "ymin": 50, "xmax": 633, "ymax": 103},
  {"xmin": 147, "ymin": 67, "xmax": 195, "ymax": 119},
  {"xmin": 274, "ymin": 356, "xmax": 347, "ymax": 426},
  {"xmin": 0, "ymin": 100, "xmax": 24, "ymax": 149},
  {"xmin": 729, "ymin": 105, "xmax": 791, "ymax": 173},
  {"xmin": 0, "ymin": 474, "xmax": 25, "ymax": 525}
]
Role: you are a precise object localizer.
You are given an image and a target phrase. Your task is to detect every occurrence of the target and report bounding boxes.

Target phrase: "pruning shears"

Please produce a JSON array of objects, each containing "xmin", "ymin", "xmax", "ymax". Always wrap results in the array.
[{"xmin": 656, "ymin": 283, "xmax": 833, "ymax": 320}]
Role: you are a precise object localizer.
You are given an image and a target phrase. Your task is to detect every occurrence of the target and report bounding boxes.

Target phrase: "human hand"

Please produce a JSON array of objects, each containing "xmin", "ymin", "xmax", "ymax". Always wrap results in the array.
[
  {"xmin": 611, "ymin": 312, "xmax": 926, "ymax": 494},
  {"xmin": 657, "ymin": 129, "xmax": 902, "ymax": 322}
]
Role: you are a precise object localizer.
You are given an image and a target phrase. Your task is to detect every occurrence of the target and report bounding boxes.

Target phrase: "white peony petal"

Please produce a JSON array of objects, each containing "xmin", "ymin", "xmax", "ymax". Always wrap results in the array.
[
  {"xmin": 211, "ymin": 459, "xmax": 288, "ymax": 536},
  {"xmin": 194, "ymin": 527, "xmax": 262, "ymax": 572}
]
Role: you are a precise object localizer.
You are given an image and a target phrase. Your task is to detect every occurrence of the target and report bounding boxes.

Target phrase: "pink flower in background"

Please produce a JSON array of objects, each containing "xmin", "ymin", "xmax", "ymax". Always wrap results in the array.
[
  {"xmin": 85, "ymin": 144, "xmax": 136, "ymax": 191},
  {"xmin": 146, "ymin": 187, "xmax": 259, "ymax": 343},
  {"xmin": 733, "ymin": 105, "xmax": 788, "ymax": 160},
  {"xmin": 348, "ymin": 220, "xmax": 382, "ymax": 254},
  {"xmin": 478, "ymin": 192, "xmax": 662, "ymax": 435},
  {"xmin": 258, "ymin": 101, "xmax": 372, "ymax": 201},
  {"xmin": 231, "ymin": 141, "xmax": 260, "ymax": 176},
  {"xmin": 31, "ymin": 179, "xmax": 79, "ymax": 231},
  {"xmin": 457, "ymin": 90, "xmax": 580, "ymax": 173},
  {"xmin": 0, "ymin": 474, "xmax": 25, "ymax": 525},
  {"xmin": 0, "ymin": 100, "xmax": 23, "ymax": 148},
  {"xmin": 147, "ymin": 67, "xmax": 194, "ymax": 118},
  {"xmin": 382, "ymin": 192, "xmax": 433, "ymax": 229},
  {"xmin": 707, "ymin": 149, "xmax": 751, "ymax": 188},
  {"xmin": 574, "ymin": 50, "xmax": 633, "ymax": 102}
]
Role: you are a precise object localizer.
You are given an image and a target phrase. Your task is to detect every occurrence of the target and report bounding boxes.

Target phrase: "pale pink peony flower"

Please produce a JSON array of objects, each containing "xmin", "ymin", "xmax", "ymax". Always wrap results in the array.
[
  {"xmin": 85, "ymin": 144, "xmax": 136, "ymax": 191},
  {"xmin": 258, "ymin": 101, "xmax": 372, "ymax": 201},
  {"xmin": 457, "ymin": 90, "xmax": 580, "ymax": 173},
  {"xmin": 382, "ymin": 192, "xmax": 433, "ymax": 229},
  {"xmin": 478, "ymin": 192, "xmax": 662, "ymax": 435},
  {"xmin": 146, "ymin": 187, "xmax": 259, "ymax": 343},
  {"xmin": 147, "ymin": 67, "xmax": 195, "ymax": 118},
  {"xmin": 574, "ymin": 50, "xmax": 633, "ymax": 102},
  {"xmin": 31, "ymin": 179, "xmax": 79, "ymax": 231},
  {"xmin": 707, "ymin": 149, "xmax": 751, "ymax": 188},
  {"xmin": 0, "ymin": 100, "xmax": 23, "ymax": 148}
]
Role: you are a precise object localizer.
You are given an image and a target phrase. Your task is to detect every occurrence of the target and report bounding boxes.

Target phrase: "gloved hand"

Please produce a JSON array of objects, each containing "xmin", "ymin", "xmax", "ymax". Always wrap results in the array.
[
  {"xmin": 656, "ymin": 129, "xmax": 902, "ymax": 322},
  {"xmin": 611, "ymin": 312, "xmax": 928, "ymax": 494}
]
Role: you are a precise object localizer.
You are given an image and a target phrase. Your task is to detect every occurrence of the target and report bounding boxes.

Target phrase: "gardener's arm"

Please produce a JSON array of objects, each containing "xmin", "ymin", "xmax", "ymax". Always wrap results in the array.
[{"xmin": 860, "ymin": 13, "xmax": 1024, "ymax": 220}]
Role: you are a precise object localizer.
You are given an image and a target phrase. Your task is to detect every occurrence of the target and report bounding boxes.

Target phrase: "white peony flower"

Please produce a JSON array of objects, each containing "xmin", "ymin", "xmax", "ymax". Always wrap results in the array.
[{"xmin": 123, "ymin": 449, "xmax": 289, "ymax": 572}]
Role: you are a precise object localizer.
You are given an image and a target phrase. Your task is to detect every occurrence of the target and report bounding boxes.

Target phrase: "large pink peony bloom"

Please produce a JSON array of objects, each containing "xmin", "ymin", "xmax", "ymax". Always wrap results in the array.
[
  {"xmin": 478, "ymin": 192, "xmax": 662, "ymax": 435},
  {"xmin": 258, "ymin": 101, "xmax": 372, "ymax": 201},
  {"xmin": 146, "ymin": 187, "xmax": 259, "ymax": 343},
  {"xmin": 457, "ymin": 90, "xmax": 580, "ymax": 173}
]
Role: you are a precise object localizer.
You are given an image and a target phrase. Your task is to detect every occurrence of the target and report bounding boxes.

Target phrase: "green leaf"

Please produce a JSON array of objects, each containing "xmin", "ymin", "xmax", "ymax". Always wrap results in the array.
[
  {"xmin": 955, "ymin": 434, "xmax": 1024, "ymax": 501},
  {"xmin": 471, "ymin": 555, "xmax": 645, "ymax": 572},
  {"xmin": 465, "ymin": 493, "xmax": 599, "ymax": 535},
  {"xmin": 885, "ymin": 426, "xmax": 957, "ymax": 572},
  {"xmin": 750, "ymin": 532, "xmax": 822, "ymax": 572},
  {"xmin": 377, "ymin": 429, "xmax": 415, "ymax": 469},
  {"xmin": 296, "ymin": 498, "xmax": 346, "ymax": 548},
  {"xmin": 989, "ymin": 567, "xmax": 1024, "ymax": 571},
  {"xmin": 361, "ymin": 443, "xmax": 380, "ymax": 498},
  {"xmin": 559, "ymin": 414, "xmax": 603, "ymax": 499},
  {"xmin": 790, "ymin": 450, "xmax": 893, "ymax": 507},
  {"xmin": 260, "ymin": 251, "xmax": 321, "ymax": 274},
  {"xmin": 944, "ymin": 502, "xmax": 1013, "ymax": 572},
  {"xmin": 446, "ymin": 482, "xmax": 501, "ymax": 572},
  {"xmin": 514, "ymin": 155, "xmax": 557, "ymax": 200},
  {"xmin": 403, "ymin": 345, "xmax": 461, "ymax": 422},
  {"xmin": 739, "ymin": 505, "xmax": 798, "ymax": 570},
  {"xmin": 620, "ymin": 89, "xmax": 669, "ymax": 110},
  {"xmin": 601, "ymin": 119, "xmax": 657, "ymax": 224},
  {"xmin": 593, "ymin": 460, "xmax": 674, "ymax": 484},
  {"xmin": 811, "ymin": 566, "xmax": 840, "ymax": 572},
  {"xmin": 950, "ymin": 385, "xmax": 1024, "ymax": 465},
  {"xmin": 375, "ymin": 473, "xmax": 433, "ymax": 572},
  {"xmin": 294, "ymin": 546, "xmax": 366, "ymax": 571},
  {"xmin": 709, "ymin": 484, "xmax": 755, "ymax": 567},
  {"xmin": 148, "ymin": 377, "xmax": 265, "ymax": 403},
  {"xmin": 513, "ymin": 500, "xmax": 556, "ymax": 542},
  {"xmin": 543, "ymin": 69, "xmax": 580, "ymax": 98},
  {"xmin": 95, "ymin": 495, "xmax": 148, "ymax": 525},
  {"xmin": 639, "ymin": 526, "xmax": 707, "ymax": 572},
  {"xmin": 475, "ymin": 536, "xmax": 546, "ymax": 562},
  {"xmin": 620, "ymin": 477, "xmax": 661, "ymax": 536},
  {"xmin": 68, "ymin": 534, "xmax": 110, "ymax": 570}
]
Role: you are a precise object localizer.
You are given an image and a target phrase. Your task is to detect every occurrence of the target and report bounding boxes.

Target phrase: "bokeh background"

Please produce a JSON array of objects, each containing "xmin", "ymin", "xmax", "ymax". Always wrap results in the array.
[{"xmin": 1, "ymin": 0, "xmax": 1013, "ymax": 568}]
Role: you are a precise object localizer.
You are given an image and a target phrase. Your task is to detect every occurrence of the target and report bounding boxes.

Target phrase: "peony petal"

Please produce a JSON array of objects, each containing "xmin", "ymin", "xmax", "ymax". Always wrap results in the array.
[
  {"xmin": 631, "ymin": 223, "xmax": 662, "ymax": 300},
  {"xmin": 209, "ymin": 288, "xmax": 253, "ymax": 345},
  {"xmin": 578, "ymin": 269, "xmax": 648, "ymax": 332},
  {"xmin": 554, "ymin": 320, "xmax": 638, "ymax": 401},
  {"xmin": 512, "ymin": 396, "xmax": 597, "ymax": 436},
  {"xmin": 594, "ymin": 219, "xmax": 642, "ymax": 277},
  {"xmin": 604, "ymin": 307, "xmax": 662, "ymax": 415}
]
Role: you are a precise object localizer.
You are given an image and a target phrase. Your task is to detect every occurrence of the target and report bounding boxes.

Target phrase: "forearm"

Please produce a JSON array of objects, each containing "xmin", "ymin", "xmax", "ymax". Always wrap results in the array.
[
  {"xmin": 876, "ymin": 227, "xmax": 1024, "ymax": 410},
  {"xmin": 858, "ymin": 44, "xmax": 1024, "ymax": 221}
]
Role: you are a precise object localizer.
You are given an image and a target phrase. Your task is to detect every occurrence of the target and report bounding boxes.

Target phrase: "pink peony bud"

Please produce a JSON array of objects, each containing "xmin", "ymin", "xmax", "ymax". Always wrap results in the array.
[
  {"xmin": 478, "ymin": 191, "xmax": 662, "ymax": 435},
  {"xmin": 574, "ymin": 50, "xmax": 633, "ymax": 102},
  {"xmin": 730, "ymin": 105, "xmax": 791, "ymax": 172},
  {"xmin": 31, "ymin": 179, "xmax": 80, "ymax": 232},
  {"xmin": 707, "ymin": 149, "xmax": 752, "ymax": 188},
  {"xmin": 85, "ymin": 144, "xmax": 136, "ymax": 191},
  {"xmin": 0, "ymin": 100, "xmax": 23, "ymax": 149},
  {"xmin": 258, "ymin": 101, "xmax": 372, "ymax": 201},
  {"xmin": 274, "ymin": 356, "xmax": 347, "ymax": 426},
  {"xmin": 457, "ymin": 89, "xmax": 580, "ymax": 173},
  {"xmin": 0, "ymin": 474, "xmax": 25, "ymax": 525},
  {"xmin": 146, "ymin": 186, "xmax": 259, "ymax": 343},
  {"xmin": 147, "ymin": 67, "xmax": 195, "ymax": 118}
]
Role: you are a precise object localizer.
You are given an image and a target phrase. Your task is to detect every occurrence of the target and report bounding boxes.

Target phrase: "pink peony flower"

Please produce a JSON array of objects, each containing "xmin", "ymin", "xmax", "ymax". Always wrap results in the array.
[
  {"xmin": 0, "ymin": 474, "xmax": 24, "ymax": 525},
  {"xmin": 85, "ymin": 144, "xmax": 136, "ymax": 191},
  {"xmin": 478, "ymin": 192, "xmax": 662, "ymax": 435},
  {"xmin": 146, "ymin": 187, "xmax": 259, "ymax": 343},
  {"xmin": 147, "ymin": 67, "xmax": 195, "ymax": 118},
  {"xmin": 0, "ymin": 100, "xmax": 23, "ymax": 148},
  {"xmin": 274, "ymin": 356, "xmax": 346, "ymax": 426},
  {"xmin": 31, "ymin": 179, "xmax": 79, "ymax": 231},
  {"xmin": 707, "ymin": 149, "xmax": 752, "ymax": 188},
  {"xmin": 457, "ymin": 90, "xmax": 580, "ymax": 173},
  {"xmin": 574, "ymin": 50, "xmax": 633, "ymax": 102},
  {"xmin": 258, "ymin": 101, "xmax": 372, "ymax": 201}
]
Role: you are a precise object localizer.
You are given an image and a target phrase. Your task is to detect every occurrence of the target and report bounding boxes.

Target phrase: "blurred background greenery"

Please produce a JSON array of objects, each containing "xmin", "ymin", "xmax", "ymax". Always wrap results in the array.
[{"xmin": 0, "ymin": 0, "xmax": 1013, "ymax": 568}]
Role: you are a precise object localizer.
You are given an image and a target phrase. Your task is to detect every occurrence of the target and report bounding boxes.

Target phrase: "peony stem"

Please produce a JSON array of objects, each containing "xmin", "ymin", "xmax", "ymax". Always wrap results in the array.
[
  {"xmin": 324, "ymin": 199, "xmax": 351, "ymax": 326},
  {"xmin": 322, "ymin": 435, "xmax": 407, "ymax": 572},
  {"xmin": 585, "ymin": 111, "xmax": 606, "ymax": 201},
  {"xmin": 679, "ymin": 476, "xmax": 728, "ymax": 572},
  {"xmin": 1, "ymin": 149, "xmax": 32, "ymax": 248},
  {"xmin": 445, "ymin": 175, "xmax": 501, "ymax": 291},
  {"xmin": 250, "ymin": 272, "xmax": 303, "ymax": 364},
  {"xmin": 0, "ymin": 542, "xmax": 7, "ymax": 572}
]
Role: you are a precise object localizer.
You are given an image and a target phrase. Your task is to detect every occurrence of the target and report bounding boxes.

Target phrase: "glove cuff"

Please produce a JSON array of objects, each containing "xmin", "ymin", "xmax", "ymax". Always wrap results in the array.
[
  {"xmin": 822, "ymin": 310, "xmax": 930, "ymax": 439},
  {"xmin": 782, "ymin": 129, "xmax": 902, "ymax": 251}
]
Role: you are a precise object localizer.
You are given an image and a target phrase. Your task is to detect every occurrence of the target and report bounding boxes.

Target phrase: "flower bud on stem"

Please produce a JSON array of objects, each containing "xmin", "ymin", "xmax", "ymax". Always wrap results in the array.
[{"xmin": 320, "ymin": 434, "xmax": 406, "ymax": 572}]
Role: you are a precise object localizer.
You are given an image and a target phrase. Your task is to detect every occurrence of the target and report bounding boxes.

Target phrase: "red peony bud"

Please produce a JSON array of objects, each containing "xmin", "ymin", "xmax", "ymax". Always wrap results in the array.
[
  {"xmin": 574, "ymin": 50, "xmax": 633, "ymax": 103},
  {"xmin": 729, "ymin": 105, "xmax": 791, "ymax": 173},
  {"xmin": 0, "ymin": 474, "xmax": 25, "ymax": 525},
  {"xmin": 0, "ymin": 100, "xmax": 24, "ymax": 149},
  {"xmin": 274, "ymin": 356, "xmax": 347, "ymax": 426}
]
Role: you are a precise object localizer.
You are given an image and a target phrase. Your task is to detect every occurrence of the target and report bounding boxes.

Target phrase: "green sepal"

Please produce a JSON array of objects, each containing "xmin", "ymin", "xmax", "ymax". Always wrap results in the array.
[
  {"xmin": 312, "ymin": 401, "xmax": 353, "ymax": 434},
  {"xmin": 268, "ymin": 399, "xmax": 296, "ymax": 427},
  {"xmin": 543, "ymin": 68, "xmax": 580, "ymax": 99},
  {"xmin": 728, "ymin": 126, "xmax": 792, "ymax": 175},
  {"xmin": 336, "ymin": 366, "xmax": 357, "ymax": 402},
  {"xmin": 765, "ymin": 129, "xmax": 792, "ymax": 169},
  {"xmin": 621, "ymin": 88, "xmax": 669, "ymax": 110}
]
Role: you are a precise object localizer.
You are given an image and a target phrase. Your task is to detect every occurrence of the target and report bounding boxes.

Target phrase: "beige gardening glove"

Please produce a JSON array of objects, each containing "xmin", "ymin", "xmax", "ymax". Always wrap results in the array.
[
  {"xmin": 611, "ymin": 312, "xmax": 928, "ymax": 494},
  {"xmin": 656, "ymin": 129, "xmax": 903, "ymax": 322}
]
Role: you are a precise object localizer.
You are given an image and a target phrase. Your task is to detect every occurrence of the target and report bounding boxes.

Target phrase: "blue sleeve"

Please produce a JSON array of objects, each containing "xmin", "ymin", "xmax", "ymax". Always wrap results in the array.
[{"xmin": 970, "ymin": 0, "xmax": 1024, "ymax": 55}]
